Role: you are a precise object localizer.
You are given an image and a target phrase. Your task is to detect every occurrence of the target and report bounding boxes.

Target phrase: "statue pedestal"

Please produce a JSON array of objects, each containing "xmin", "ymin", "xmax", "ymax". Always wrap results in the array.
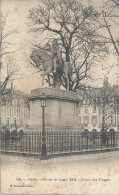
[{"xmin": 29, "ymin": 88, "xmax": 82, "ymax": 131}]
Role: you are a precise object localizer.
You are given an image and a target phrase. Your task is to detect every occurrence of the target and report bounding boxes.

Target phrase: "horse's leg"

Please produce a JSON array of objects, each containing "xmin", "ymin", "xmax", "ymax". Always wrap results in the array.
[
  {"xmin": 41, "ymin": 68, "xmax": 52, "ymax": 76},
  {"xmin": 53, "ymin": 72, "xmax": 57, "ymax": 88},
  {"xmin": 63, "ymin": 62, "xmax": 69, "ymax": 90},
  {"xmin": 57, "ymin": 74, "xmax": 60, "ymax": 89},
  {"xmin": 67, "ymin": 78, "xmax": 69, "ymax": 90},
  {"xmin": 47, "ymin": 74, "xmax": 51, "ymax": 87},
  {"xmin": 41, "ymin": 61, "xmax": 53, "ymax": 76},
  {"xmin": 41, "ymin": 68, "xmax": 52, "ymax": 87},
  {"xmin": 53, "ymin": 72, "xmax": 60, "ymax": 88},
  {"xmin": 42, "ymin": 75, "xmax": 44, "ymax": 86},
  {"xmin": 44, "ymin": 61, "xmax": 53, "ymax": 75}
]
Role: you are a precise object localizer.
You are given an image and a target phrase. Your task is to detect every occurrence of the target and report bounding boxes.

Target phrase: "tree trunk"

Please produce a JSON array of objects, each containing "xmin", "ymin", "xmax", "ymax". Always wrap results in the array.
[{"xmin": 66, "ymin": 49, "xmax": 70, "ymax": 62}]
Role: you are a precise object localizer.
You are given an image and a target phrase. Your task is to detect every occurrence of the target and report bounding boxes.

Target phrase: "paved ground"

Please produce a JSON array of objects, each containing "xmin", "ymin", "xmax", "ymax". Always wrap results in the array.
[{"xmin": 1, "ymin": 151, "xmax": 119, "ymax": 195}]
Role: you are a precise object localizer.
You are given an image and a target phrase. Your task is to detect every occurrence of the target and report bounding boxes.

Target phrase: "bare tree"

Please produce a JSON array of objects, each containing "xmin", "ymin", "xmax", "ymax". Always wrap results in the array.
[
  {"xmin": 110, "ymin": 0, "xmax": 119, "ymax": 7},
  {"xmin": 92, "ymin": 81, "xmax": 119, "ymax": 134},
  {"xmin": 0, "ymin": 14, "xmax": 19, "ymax": 97},
  {"xmin": 83, "ymin": 79, "xmax": 119, "ymax": 145},
  {"xmin": 28, "ymin": 0, "xmax": 108, "ymax": 91},
  {"xmin": 102, "ymin": 0, "xmax": 119, "ymax": 57}
]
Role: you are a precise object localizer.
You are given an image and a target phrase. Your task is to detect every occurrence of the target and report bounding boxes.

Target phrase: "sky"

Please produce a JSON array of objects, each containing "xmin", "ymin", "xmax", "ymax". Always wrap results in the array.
[{"xmin": 1, "ymin": 0, "xmax": 119, "ymax": 94}]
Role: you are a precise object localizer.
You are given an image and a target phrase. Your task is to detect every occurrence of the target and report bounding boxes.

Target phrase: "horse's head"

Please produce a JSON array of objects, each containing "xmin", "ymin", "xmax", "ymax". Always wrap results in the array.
[
  {"xmin": 30, "ymin": 48, "xmax": 53, "ymax": 74},
  {"xmin": 30, "ymin": 50, "xmax": 42, "ymax": 67}
]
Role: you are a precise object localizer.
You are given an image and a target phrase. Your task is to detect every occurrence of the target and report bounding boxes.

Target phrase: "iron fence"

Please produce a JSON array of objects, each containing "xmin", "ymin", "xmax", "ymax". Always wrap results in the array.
[{"xmin": 0, "ymin": 130, "xmax": 119, "ymax": 155}]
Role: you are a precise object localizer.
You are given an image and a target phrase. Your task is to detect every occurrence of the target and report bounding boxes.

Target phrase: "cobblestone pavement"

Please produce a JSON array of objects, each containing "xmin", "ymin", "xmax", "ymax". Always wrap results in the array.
[{"xmin": 1, "ymin": 151, "xmax": 119, "ymax": 195}]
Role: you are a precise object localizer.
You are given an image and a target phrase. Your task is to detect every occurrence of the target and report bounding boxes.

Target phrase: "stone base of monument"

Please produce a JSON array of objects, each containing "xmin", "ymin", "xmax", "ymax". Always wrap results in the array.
[{"xmin": 29, "ymin": 88, "xmax": 82, "ymax": 131}]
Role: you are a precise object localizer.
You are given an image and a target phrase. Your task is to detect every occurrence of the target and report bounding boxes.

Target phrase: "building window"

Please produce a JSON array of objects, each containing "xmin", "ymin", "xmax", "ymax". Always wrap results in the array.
[
  {"xmin": 7, "ymin": 107, "xmax": 9, "ymax": 116},
  {"xmin": 83, "ymin": 116, "xmax": 89, "ymax": 126},
  {"xmin": 110, "ymin": 104, "xmax": 114, "ymax": 112},
  {"xmin": 7, "ymin": 118, "xmax": 9, "ymax": 125},
  {"xmin": 78, "ymin": 106, "xmax": 81, "ymax": 116},
  {"xmin": 10, "ymin": 107, "xmax": 12, "ymax": 117},
  {"xmin": 111, "ymin": 116, "xmax": 114, "ymax": 124},
  {"xmin": 93, "ymin": 105, "xmax": 96, "ymax": 113},
  {"xmin": 14, "ymin": 101, "xmax": 17, "ymax": 107},
  {"xmin": 92, "ymin": 116, "xmax": 97, "ymax": 127},
  {"xmin": 117, "ymin": 104, "xmax": 119, "ymax": 114},
  {"xmin": 84, "ymin": 106, "xmax": 89, "ymax": 114},
  {"xmin": 14, "ymin": 108, "xmax": 17, "ymax": 117},
  {"xmin": 21, "ymin": 102, "xmax": 24, "ymax": 107},
  {"xmin": 14, "ymin": 118, "xmax": 17, "ymax": 125}
]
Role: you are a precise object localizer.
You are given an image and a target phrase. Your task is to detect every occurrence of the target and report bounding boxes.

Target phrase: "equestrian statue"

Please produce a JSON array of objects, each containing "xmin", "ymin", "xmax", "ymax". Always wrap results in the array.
[{"xmin": 30, "ymin": 39, "xmax": 71, "ymax": 90}]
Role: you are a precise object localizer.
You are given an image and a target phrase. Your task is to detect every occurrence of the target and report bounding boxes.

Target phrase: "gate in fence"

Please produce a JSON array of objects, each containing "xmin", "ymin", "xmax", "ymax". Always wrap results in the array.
[{"xmin": 0, "ymin": 129, "xmax": 119, "ymax": 156}]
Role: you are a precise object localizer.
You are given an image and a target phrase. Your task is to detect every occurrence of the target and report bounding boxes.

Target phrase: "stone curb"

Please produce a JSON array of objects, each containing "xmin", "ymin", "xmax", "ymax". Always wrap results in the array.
[{"xmin": 1, "ymin": 147, "xmax": 119, "ymax": 160}]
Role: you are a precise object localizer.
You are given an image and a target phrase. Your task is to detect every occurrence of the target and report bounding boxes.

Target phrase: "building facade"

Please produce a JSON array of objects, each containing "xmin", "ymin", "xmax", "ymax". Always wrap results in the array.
[
  {"xmin": 0, "ymin": 89, "xmax": 30, "ymax": 128},
  {"xmin": 78, "ymin": 78, "xmax": 119, "ymax": 132}
]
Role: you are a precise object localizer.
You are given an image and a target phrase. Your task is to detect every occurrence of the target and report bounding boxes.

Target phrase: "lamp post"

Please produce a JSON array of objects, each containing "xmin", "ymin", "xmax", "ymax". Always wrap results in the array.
[
  {"xmin": 97, "ymin": 96, "xmax": 107, "ymax": 146},
  {"xmin": 114, "ymin": 96, "xmax": 118, "ymax": 130},
  {"xmin": 40, "ymin": 93, "xmax": 47, "ymax": 159}
]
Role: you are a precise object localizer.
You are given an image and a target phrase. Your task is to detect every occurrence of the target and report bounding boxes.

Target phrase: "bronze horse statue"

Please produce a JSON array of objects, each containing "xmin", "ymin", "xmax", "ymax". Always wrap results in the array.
[{"xmin": 30, "ymin": 48, "xmax": 71, "ymax": 90}]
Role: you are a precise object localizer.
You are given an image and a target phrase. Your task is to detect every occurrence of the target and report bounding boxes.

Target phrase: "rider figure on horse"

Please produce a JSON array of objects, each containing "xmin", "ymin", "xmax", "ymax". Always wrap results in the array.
[{"xmin": 51, "ymin": 39, "xmax": 62, "ymax": 73}]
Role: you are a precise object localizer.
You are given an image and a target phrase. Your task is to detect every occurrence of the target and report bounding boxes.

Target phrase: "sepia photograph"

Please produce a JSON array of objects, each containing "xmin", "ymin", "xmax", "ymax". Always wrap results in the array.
[{"xmin": 0, "ymin": 0, "xmax": 119, "ymax": 194}]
